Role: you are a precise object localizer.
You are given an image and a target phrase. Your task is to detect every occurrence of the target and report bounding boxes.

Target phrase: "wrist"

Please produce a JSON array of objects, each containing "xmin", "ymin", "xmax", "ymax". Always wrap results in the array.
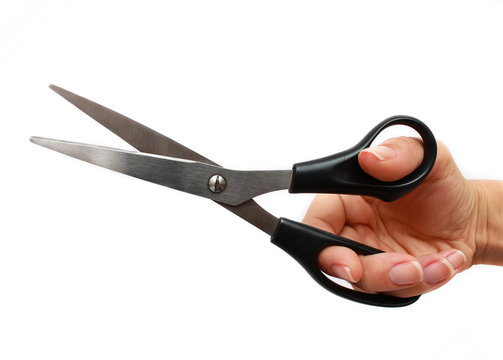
[{"xmin": 472, "ymin": 180, "xmax": 503, "ymax": 265}]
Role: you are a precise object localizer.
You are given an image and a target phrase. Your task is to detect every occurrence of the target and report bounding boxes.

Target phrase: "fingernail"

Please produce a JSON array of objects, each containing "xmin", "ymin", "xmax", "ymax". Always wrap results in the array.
[
  {"xmin": 423, "ymin": 251, "xmax": 466, "ymax": 284},
  {"xmin": 389, "ymin": 261, "xmax": 423, "ymax": 285},
  {"xmin": 423, "ymin": 259, "xmax": 453, "ymax": 284},
  {"xmin": 331, "ymin": 265, "xmax": 356, "ymax": 283},
  {"xmin": 446, "ymin": 250, "xmax": 467, "ymax": 271},
  {"xmin": 362, "ymin": 146, "xmax": 397, "ymax": 161}
]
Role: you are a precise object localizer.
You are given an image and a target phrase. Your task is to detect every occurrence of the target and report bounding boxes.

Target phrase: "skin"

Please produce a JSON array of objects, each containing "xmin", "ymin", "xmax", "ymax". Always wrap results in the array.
[{"xmin": 303, "ymin": 137, "xmax": 503, "ymax": 297}]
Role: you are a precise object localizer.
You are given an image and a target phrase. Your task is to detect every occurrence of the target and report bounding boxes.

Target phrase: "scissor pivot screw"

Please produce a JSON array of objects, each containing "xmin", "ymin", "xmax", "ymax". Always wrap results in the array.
[{"xmin": 208, "ymin": 175, "xmax": 227, "ymax": 193}]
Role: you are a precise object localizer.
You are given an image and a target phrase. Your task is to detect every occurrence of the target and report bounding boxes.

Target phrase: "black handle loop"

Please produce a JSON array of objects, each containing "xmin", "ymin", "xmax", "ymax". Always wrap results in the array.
[
  {"xmin": 271, "ymin": 218, "xmax": 420, "ymax": 307},
  {"xmin": 290, "ymin": 115, "xmax": 437, "ymax": 202}
]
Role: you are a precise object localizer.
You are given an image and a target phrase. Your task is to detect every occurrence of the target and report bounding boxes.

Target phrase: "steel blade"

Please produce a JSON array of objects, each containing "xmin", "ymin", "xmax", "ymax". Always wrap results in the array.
[
  {"xmin": 30, "ymin": 137, "xmax": 292, "ymax": 207},
  {"xmin": 49, "ymin": 85, "xmax": 215, "ymax": 165},
  {"xmin": 48, "ymin": 85, "xmax": 281, "ymax": 234}
]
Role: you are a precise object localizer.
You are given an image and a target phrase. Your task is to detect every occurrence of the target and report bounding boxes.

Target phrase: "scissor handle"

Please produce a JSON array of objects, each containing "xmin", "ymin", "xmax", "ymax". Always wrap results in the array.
[
  {"xmin": 289, "ymin": 115, "xmax": 437, "ymax": 201},
  {"xmin": 271, "ymin": 218, "xmax": 420, "ymax": 307}
]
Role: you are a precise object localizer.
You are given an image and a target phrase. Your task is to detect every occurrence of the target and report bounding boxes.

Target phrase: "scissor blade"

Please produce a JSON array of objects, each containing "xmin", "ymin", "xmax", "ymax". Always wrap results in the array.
[
  {"xmin": 48, "ymin": 85, "xmax": 281, "ymax": 235},
  {"xmin": 30, "ymin": 137, "xmax": 292, "ymax": 207},
  {"xmin": 49, "ymin": 85, "xmax": 216, "ymax": 165}
]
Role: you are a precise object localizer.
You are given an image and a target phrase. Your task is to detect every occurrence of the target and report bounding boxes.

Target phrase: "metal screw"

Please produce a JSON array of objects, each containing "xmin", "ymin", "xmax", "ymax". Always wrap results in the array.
[{"xmin": 208, "ymin": 175, "xmax": 227, "ymax": 193}]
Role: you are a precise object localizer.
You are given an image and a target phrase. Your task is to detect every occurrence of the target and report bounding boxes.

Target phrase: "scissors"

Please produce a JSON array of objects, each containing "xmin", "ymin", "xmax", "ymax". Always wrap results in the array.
[{"xmin": 31, "ymin": 85, "xmax": 437, "ymax": 307}]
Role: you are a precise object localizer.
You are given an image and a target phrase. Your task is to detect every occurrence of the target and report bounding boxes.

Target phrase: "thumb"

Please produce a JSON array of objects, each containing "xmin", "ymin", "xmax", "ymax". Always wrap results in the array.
[{"xmin": 358, "ymin": 136, "xmax": 424, "ymax": 182}]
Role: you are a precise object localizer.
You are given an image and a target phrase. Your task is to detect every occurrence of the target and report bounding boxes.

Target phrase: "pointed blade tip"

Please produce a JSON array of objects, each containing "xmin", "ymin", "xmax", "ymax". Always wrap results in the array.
[
  {"xmin": 30, "ymin": 136, "xmax": 46, "ymax": 147},
  {"xmin": 49, "ymin": 84, "xmax": 65, "ymax": 95}
]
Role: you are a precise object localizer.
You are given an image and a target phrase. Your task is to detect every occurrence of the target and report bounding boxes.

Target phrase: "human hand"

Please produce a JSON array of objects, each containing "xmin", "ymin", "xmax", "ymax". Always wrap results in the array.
[{"xmin": 303, "ymin": 137, "xmax": 490, "ymax": 297}]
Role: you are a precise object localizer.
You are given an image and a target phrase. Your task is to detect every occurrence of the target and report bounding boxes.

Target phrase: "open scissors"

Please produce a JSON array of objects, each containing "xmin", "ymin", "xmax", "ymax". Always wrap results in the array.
[{"xmin": 31, "ymin": 85, "xmax": 437, "ymax": 307}]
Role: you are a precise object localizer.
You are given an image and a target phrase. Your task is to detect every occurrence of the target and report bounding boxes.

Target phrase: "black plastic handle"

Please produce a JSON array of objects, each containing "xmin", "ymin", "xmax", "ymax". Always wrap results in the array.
[
  {"xmin": 290, "ymin": 115, "xmax": 437, "ymax": 201},
  {"xmin": 271, "ymin": 218, "xmax": 420, "ymax": 307}
]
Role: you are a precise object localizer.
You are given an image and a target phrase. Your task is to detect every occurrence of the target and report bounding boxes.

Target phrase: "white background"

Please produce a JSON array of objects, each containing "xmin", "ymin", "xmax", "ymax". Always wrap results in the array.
[{"xmin": 2, "ymin": 0, "xmax": 503, "ymax": 359}]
